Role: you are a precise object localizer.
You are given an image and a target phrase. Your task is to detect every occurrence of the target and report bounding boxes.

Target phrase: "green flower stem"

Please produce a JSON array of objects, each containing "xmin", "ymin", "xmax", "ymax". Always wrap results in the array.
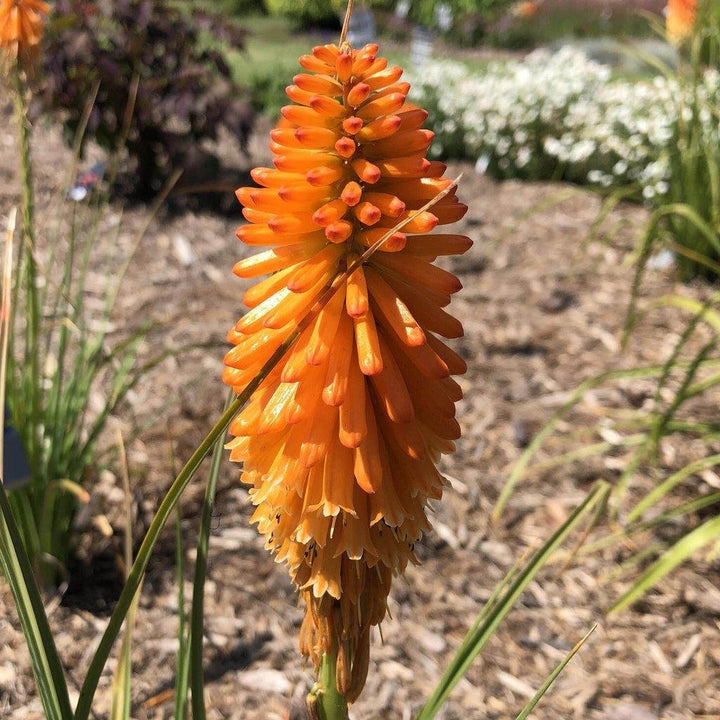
[
  {"xmin": 189, "ymin": 391, "xmax": 233, "ymax": 720},
  {"xmin": 12, "ymin": 67, "xmax": 41, "ymax": 463},
  {"xmin": 311, "ymin": 648, "xmax": 348, "ymax": 720}
]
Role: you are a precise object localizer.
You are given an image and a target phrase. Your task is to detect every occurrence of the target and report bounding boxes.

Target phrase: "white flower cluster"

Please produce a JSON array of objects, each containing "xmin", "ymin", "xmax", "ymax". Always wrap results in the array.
[{"xmin": 408, "ymin": 48, "xmax": 720, "ymax": 201}]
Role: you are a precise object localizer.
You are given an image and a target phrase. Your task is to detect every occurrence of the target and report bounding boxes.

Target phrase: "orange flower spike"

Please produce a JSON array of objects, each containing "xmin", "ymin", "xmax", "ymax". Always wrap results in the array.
[
  {"xmin": 251, "ymin": 166, "xmax": 305, "ymax": 188},
  {"xmin": 357, "ymin": 227, "xmax": 407, "ymax": 253},
  {"xmin": 364, "ymin": 268, "xmax": 425, "ymax": 347},
  {"xmin": 666, "ymin": 0, "xmax": 697, "ymax": 44},
  {"xmin": 325, "ymin": 220, "xmax": 354, "ymax": 243},
  {"xmin": 224, "ymin": 37, "xmax": 470, "ymax": 704},
  {"xmin": 396, "ymin": 107, "xmax": 430, "ymax": 132},
  {"xmin": 287, "ymin": 244, "xmax": 344, "ymax": 293},
  {"xmin": 339, "ymin": 353, "xmax": 368, "ymax": 448},
  {"xmin": 371, "ymin": 81, "xmax": 411, "ymax": 102},
  {"xmin": 359, "ymin": 56, "xmax": 389, "ymax": 81},
  {"xmin": 233, "ymin": 239, "xmax": 326, "ymax": 277},
  {"xmin": 351, "ymin": 157, "xmax": 381, "ymax": 184},
  {"xmin": 310, "ymin": 94, "xmax": 347, "ymax": 118},
  {"xmin": 0, "ymin": 0, "xmax": 50, "ymax": 69},
  {"xmin": 274, "ymin": 151, "xmax": 341, "ymax": 174},
  {"xmin": 281, "ymin": 104, "xmax": 338, "ymax": 129},
  {"xmin": 298, "ymin": 53, "xmax": 333, "ymax": 74},
  {"xmin": 285, "ymin": 84, "xmax": 316, "ymax": 106},
  {"xmin": 306, "ymin": 164, "xmax": 345, "ymax": 186},
  {"xmin": 376, "ymin": 156, "xmax": 432, "ymax": 179},
  {"xmin": 368, "ymin": 129, "xmax": 435, "ymax": 157},
  {"xmin": 353, "ymin": 312, "xmax": 383, "ymax": 376},
  {"xmin": 352, "ymin": 50, "xmax": 379, "ymax": 76},
  {"xmin": 312, "ymin": 43, "xmax": 339, "ymax": 64},
  {"xmin": 353, "ymin": 403, "xmax": 383, "ymax": 494},
  {"xmin": 404, "ymin": 233, "xmax": 474, "ymax": 257},
  {"xmin": 322, "ymin": 312, "xmax": 355, "ymax": 406},
  {"xmin": 243, "ymin": 265, "xmax": 296, "ymax": 308},
  {"xmin": 278, "ymin": 183, "xmax": 332, "ymax": 203},
  {"xmin": 305, "ymin": 288, "xmax": 345, "ymax": 366},
  {"xmin": 357, "ymin": 92, "xmax": 407, "ymax": 121}
]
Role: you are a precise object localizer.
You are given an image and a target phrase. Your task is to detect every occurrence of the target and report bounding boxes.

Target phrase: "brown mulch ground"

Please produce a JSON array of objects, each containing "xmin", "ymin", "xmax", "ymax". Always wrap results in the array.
[{"xmin": 1, "ymin": 104, "xmax": 719, "ymax": 720}]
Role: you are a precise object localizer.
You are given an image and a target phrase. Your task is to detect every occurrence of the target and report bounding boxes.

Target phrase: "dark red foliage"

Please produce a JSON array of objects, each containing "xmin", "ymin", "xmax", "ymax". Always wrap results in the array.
[{"xmin": 37, "ymin": 0, "xmax": 254, "ymax": 199}]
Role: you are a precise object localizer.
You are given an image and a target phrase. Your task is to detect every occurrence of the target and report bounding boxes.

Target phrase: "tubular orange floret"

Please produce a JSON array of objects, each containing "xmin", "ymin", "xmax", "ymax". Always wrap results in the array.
[
  {"xmin": 347, "ymin": 82, "xmax": 371, "ymax": 107},
  {"xmin": 354, "ymin": 201, "xmax": 382, "ymax": 226},
  {"xmin": 294, "ymin": 73, "xmax": 343, "ymax": 96},
  {"xmin": 334, "ymin": 136, "xmax": 357, "ymax": 158},
  {"xmin": 313, "ymin": 198, "xmax": 349, "ymax": 226},
  {"xmin": 224, "ymin": 39, "xmax": 470, "ymax": 704},
  {"xmin": 351, "ymin": 157, "xmax": 381, "ymax": 184},
  {"xmin": 341, "ymin": 181, "xmax": 363, "ymax": 206},
  {"xmin": 356, "ymin": 114, "xmax": 402, "ymax": 142},
  {"xmin": 342, "ymin": 116, "xmax": 364, "ymax": 134}
]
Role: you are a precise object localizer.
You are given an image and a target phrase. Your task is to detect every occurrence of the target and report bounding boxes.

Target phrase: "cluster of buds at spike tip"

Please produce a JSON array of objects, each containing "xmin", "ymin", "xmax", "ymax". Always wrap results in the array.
[
  {"xmin": 0, "ymin": 0, "xmax": 50, "ymax": 71},
  {"xmin": 224, "ymin": 41, "xmax": 470, "ymax": 702},
  {"xmin": 666, "ymin": 0, "xmax": 697, "ymax": 45}
]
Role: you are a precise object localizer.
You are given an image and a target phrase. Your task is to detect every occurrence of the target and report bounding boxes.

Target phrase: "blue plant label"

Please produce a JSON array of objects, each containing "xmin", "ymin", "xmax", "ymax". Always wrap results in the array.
[{"xmin": 3, "ymin": 407, "xmax": 31, "ymax": 490}]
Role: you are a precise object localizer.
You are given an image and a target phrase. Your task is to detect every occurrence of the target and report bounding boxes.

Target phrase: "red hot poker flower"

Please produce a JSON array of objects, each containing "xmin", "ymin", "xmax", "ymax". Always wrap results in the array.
[
  {"xmin": 224, "ymin": 40, "xmax": 470, "ymax": 702},
  {"xmin": 666, "ymin": 0, "xmax": 697, "ymax": 44},
  {"xmin": 0, "ymin": 0, "xmax": 50, "ymax": 70}
]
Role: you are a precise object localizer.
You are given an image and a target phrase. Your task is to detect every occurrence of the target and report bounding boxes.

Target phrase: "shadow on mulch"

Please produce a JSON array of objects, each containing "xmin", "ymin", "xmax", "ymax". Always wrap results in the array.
[
  {"xmin": 62, "ymin": 547, "xmax": 126, "ymax": 616},
  {"xmin": 139, "ymin": 632, "xmax": 273, "ymax": 712},
  {"xmin": 110, "ymin": 165, "xmax": 254, "ymax": 217}
]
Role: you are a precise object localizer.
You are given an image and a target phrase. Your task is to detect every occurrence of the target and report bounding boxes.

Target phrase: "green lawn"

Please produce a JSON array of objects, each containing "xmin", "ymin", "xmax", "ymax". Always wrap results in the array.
[
  {"xmin": 227, "ymin": 14, "xmax": 312, "ymax": 84},
  {"xmin": 225, "ymin": 13, "xmax": 410, "ymax": 82},
  {"xmin": 211, "ymin": 11, "xmax": 657, "ymax": 120}
]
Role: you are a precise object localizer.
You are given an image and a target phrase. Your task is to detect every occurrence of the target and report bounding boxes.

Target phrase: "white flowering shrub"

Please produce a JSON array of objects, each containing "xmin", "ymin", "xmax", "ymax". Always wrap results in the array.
[{"xmin": 408, "ymin": 48, "xmax": 720, "ymax": 201}]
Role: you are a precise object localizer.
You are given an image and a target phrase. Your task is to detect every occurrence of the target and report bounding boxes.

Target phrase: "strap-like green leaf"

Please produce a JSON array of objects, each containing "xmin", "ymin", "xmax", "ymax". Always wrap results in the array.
[
  {"xmin": 190, "ymin": 393, "xmax": 233, "ymax": 720},
  {"xmin": 173, "ymin": 504, "xmax": 191, "ymax": 720},
  {"xmin": 628, "ymin": 453, "xmax": 720, "ymax": 522},
  {"xmin": 0, "ymin": 482, "xmax": 73, "ymax": 720},
  {"xmin": 611, "ymin": 515, "xmax": 720, "ymax": 613}
]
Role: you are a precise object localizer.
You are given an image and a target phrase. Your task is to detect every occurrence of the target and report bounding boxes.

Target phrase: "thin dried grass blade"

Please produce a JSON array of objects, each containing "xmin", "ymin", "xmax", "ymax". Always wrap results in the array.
[{"xmin": 514, "ymin": 625, "xmax": 597, "ymax": 720}]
